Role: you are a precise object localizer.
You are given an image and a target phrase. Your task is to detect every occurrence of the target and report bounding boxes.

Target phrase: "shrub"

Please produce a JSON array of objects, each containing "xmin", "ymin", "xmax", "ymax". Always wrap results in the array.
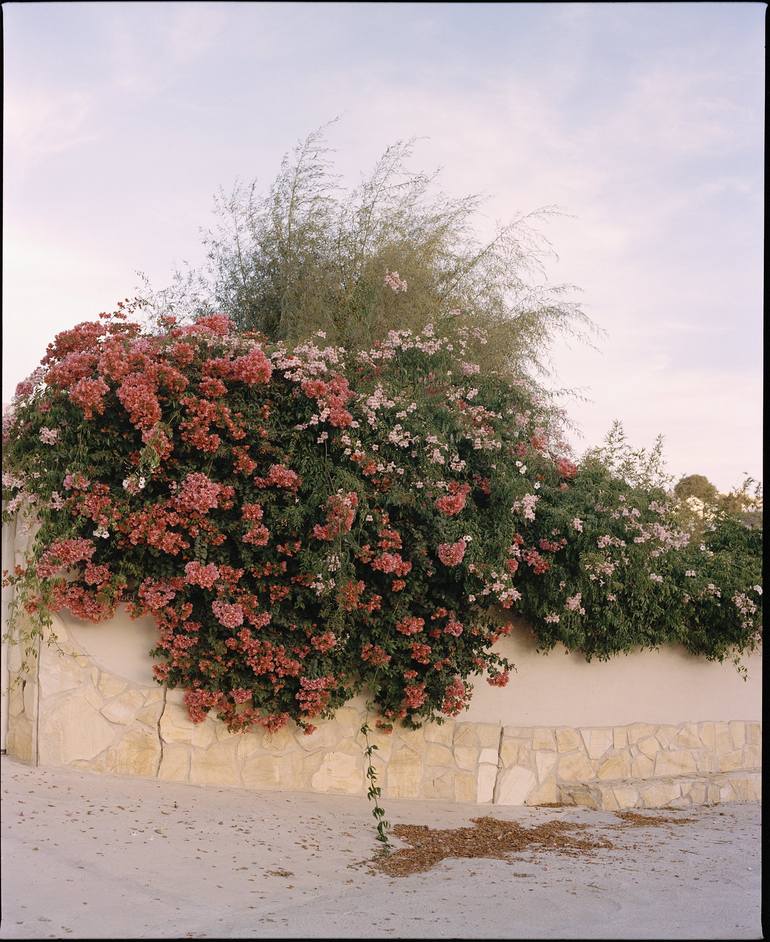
[
  {"xmin": 2, "ymin": 305, "xmax": 762, "ymax": 736},
  {"xmin": 137, "ymin": 125, "xmax": 594, "ymax": 389}
]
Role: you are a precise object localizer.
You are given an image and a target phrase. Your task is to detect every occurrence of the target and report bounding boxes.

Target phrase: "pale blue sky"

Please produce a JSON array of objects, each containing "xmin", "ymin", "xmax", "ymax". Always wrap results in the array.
[{"xmin": 3, "ymin": 2, "xmax": 764, "ymax": 490}]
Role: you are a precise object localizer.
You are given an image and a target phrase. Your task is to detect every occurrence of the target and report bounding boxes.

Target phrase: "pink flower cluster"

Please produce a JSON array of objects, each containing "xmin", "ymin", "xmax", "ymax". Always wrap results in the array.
[
  {"xmin": 301, "ymin": 374, "xmax": 354, "ymax": 428},
  {"xmin": 361, "ymin": 642, "xmax": 392, "ymax": 666},
  {"xmin": 36, "ymin": 538, "xmax": 96, "ymax": 578},
  {"xmin": 212, "ymin": 600, "xmax": 245, "ymax": 628},
  {"xmin": 255, "ymin": 464, "xmax": 302, "ymax": 491},
  {"xmin": 117, "ymin": 373, "xmax": 161, "ymax": 430},
  {"xmin": 435, "ymin": 482, "xmax": 470, "ymax": 517},
  {"xmin": 69, "ymin": 377, "xmax": 110, "ymax": 419},
  {"xmin": 441, "ymin": 676, "xmax": 469, "ymax": 715},
  {"xmin": 242, "ymin": 503, "xmax": 270, "ymax": 545},
  {"xmin": 312, "ymin": 492, "xmax": 358, "ymax": 541},
  {"xmin": 296, "ymin": 675, "xmax": 334, "ymax": 717},
  {"xmin": 39, "ymin": 427, "xmax": 60, "ymax": 445},
  {"xmin": 437, "ymin": 539, "xmax": 467, "ymax": 567},
  {"xmin": 396, "ymin": 615, "xmax": 425, "ymax": 636},
  {"xmin": 175, "ymin": 472, "xmax": 221, "ymax": 514},
  {"xmin": 184, "ymin": 561, "xmax": 220, "ymax": 589},
  {"xmin": 369, "ymin": 552, "xmax": 412, "ymax": 576},
  {"xmin": 230, "ymin": 347, "xmax": 272, "ymax": 386}
]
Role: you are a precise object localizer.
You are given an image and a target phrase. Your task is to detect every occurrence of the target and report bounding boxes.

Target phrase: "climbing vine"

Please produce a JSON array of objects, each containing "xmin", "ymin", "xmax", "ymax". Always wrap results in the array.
[{"xmin": 1, "ymin": 302, "xmax": 762, "ymax": 741}]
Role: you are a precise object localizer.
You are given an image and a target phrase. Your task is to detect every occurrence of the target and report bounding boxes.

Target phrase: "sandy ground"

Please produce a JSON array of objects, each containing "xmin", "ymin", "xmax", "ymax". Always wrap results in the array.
[{"xmin": 0, "ymin": 756, "xmax": 762, "ymax": 940}]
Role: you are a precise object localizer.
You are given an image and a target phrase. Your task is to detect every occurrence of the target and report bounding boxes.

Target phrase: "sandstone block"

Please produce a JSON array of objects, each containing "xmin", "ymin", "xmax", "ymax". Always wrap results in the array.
[
  {"xmin": 535, "ymin": 751, "xmax": 557, "ymax": 783},
  {"xmin": 495, "ymin": 766, "xmax": 536, "ymax": 805},
  {"xmin": 424, "ymin": 722, "xmax": 454, "ymax": 747},
  {"xmin": 654, "ymin": 750, "xmax": 697, "ymax": 777},
  {"xmin": 743, "ymin": 745, "xmax": 761, "ymax": 769},
  {"xmin": 242, "ymin": 754, "xmax": 281, "ymax": 789},
  {"xmin": 674, "ymin": 723, "xmax": 702, "ymax": 750},
  {"xmin": 562, "ymin": 785, "xmax": 599, "ymax": 809},
  {"xmin": 479, "ymin": 747, "xmax": 499, "ymax": 766},
  {"xmin": 105, "ymin": 727, "xmax": 161, "ymax": 778},
  {"xmin": 165, "ymin": 687, "xmax": 187, "ymax": 705},
  {"xmin": 476, "ymin": 763, "xmax": 498, "ymax": 803},
  {"xmin": 555, "ymin": 727, "xmax": 582, "ymax": 753},
  {"xmin": 425, "ymin": 743, "xmax": 453, "ymax": 767},
  {"xmin": 189, "ymin": 740, "xmax": 242, "ymax": 787},
  {"xmin": 38, "ymin": 696, "xmax": 117, "ymax": 765},
  {"xmin": 500, "ymin": 740, "xmax": 529, "ymax": 768},
  {"xmin": 453, "ymin": 725, "xmax": 478, "ymax": 748},
  {"xmin": 698, "ymin": 722, "xmax": 716, "ymax": 751},
  {"xmin": 613, "ymin": 727, "xmax": 628, "ymax": 750},
  {"xmin": 715, "ymin": 722, "xmax": 733, "ymax": 754},
  {"xmin": 454, "ymin": 745, "xmax": 480, "ymax": 771},
  {"xmin": 640, "ymin": 781, "xmax": 681, "ymax": 808},
  {"xmin": 454, "ymin": 772, "xmax": 477, "ymax": 803},
  {"xmin": 8, "ymin": 685, "xmax": 25, "ymax": 718},
  {"xmin": 597, "ymin": 753, "xmax": 631, "ymax": 781},
  {"xmin": 135, "ymin": 702, "xmax": 164, "ymax": 728},
  {"xmin": 729, "ymin": 721, "xmax": 746, "ymax": 749},
  {"xmin": 248, "ymin": 726, "xmax": 290, "ymax": 753},
  {"xmin": 532, "ymin": 728, "xmax": 556, "ymax": 751},
  {"xmin": 745, "ymin": 723, "xmax": 761, "ymax": 746},
  {"xmin": 726, "ymin": 776, "xmax": 757, "ymax": 801},
  {"xmin": 191, "ymin": 719, "xmax": 218, "ymax": 751},
  {"xmin": 654, "ymin": 725, "xmax": 679, "ymax": 749},
  {"xmin": 695, "ymin": 751, "xmax": 717, "ymax": 774},
  {"xmin": 612, "ymin": 785, "xmax": 640, "ymax": 809},
  {"xmin": 707, "ymin": 782, "xmax": 721, "ymax": 804},
  {"xmin": 595, "ymin": 784, "xmax": 620, "ymax": 811},
  {"xmin": 503, "ymin": 726, "xmax": 533, "ymax": 741},
  {"xmin": 159, "ymin": 703, "xmax": 194, "ymax": 745},
  {"xmin": 581, "ymin": 728, "xmax": 613, "ymax": 760},
  {"xmin": 637, "ymin": 736, "xmax": 661, "ymax": 760},
  {"xmin": 158, "ymin": 743, "xmax": 191, "ymax": 783},
  {"xmin": 423, "ymin": 770, "xmax": 454, "ymax": 800},
  {"xmin": 631, "ymin": 754, "xmax": 655, "ymax": 779},
  {"xmin": 96, "ymin": 673, "xmax": 128, "ymax": 700},
  {"xmin": 627, "ymin": 723, "xmax": 656, "ymax": 745},
  {"xmin": 394, "ymin": 727, "xmax": 425, "ymax": 751},
  {"xmin": 557, "ymin": 752, "xmax": 593, "ymax": 782},
  {"xmin": 387, "ymin": 748, "xmax": 423, "ymax": 799},
  {"xmin": 683, "ymin": 781, "xmax": 707, "ymax": 805},
  {"xmin": 525, "ymin": 780, "xmax": 559, "ymax": 806},
  {"xmin": 476, "ymin": 724, "xmax": 502, "ymax": 749},
  {"xmin": 82, "ymin": 685, "xmax": 104, "ymax": 711},
  {"xmin": 718, "ymin": 750, "xmax": 746, "ymax": 773},
  {"xmin": 100, "ymin": 688, "xmax": 145, "ymax": 725},
  {"xmin": 38, "ymin": 662, "xmax": 82, "ymax": 699}
]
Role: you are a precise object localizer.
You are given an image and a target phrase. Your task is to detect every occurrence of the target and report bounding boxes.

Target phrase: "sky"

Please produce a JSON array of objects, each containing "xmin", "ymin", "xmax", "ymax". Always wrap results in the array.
[{"xmin": 3, "ymin": 2, "xmax": 764, "ymax": 492}]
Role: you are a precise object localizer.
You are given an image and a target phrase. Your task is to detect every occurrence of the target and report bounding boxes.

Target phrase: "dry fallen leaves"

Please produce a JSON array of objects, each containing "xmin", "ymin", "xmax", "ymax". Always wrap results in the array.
[
  {"xmin": 369, "ymin": 810, "xmax": 696, "ymax": 877},
  {"xmin": 370, "ymin": 816, "xmax": 614, "ymax": 877}
]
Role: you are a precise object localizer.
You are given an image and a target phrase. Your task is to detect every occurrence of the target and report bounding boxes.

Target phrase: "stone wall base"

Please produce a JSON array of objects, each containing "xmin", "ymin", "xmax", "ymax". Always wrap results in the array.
[
  {"xmin": 558, "ymin": 770, "xmax": 762, "ymax": 810},
  {"xmin": 4, "ymin": 621, "xmax": 762, "ymax": 809}
]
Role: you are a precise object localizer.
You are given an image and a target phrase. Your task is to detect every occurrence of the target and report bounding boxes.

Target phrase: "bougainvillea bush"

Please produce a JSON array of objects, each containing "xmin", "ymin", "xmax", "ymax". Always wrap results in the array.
[{"xmin": 2, "ymin": 303, "xmax": 762, "ymax": 735}]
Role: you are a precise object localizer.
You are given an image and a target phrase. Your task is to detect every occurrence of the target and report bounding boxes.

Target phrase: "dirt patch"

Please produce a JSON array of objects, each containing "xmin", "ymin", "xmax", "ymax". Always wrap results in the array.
[{"xmin": 370, "ymin": 815, "xmax": 616, "ymax": 877}]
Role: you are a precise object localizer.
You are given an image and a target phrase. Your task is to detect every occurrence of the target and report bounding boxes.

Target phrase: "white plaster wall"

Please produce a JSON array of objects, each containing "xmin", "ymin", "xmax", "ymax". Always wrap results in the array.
[
  {"xmin": 463, "ymin": 622, "xmax": 762, "ymax": 727},
  {"xmin": 60, "ymin": 606, "xmax": 762, "ymax": 729}
]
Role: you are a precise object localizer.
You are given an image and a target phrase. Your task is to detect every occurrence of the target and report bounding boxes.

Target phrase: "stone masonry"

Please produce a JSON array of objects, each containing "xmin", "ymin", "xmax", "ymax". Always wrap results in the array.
[{"xmin": 5, "ymin": 617, "xmax": 761, "ymax": 810}]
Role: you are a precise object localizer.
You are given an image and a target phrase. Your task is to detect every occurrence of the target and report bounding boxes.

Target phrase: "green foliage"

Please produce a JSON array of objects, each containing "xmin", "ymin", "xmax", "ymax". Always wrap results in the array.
[
  {"xmin": 674, "ymin": 474, "xmax": 719, "ymax": 505},
  {"xmin": 138, "ymin": 124, "xmax": 596, "ymax": 391}
]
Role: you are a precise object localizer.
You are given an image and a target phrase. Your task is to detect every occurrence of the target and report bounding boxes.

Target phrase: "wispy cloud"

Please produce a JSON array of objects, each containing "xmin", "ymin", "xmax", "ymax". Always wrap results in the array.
[{"xmin": 2, "ymin": 3, "xmax": 762, "ymax": 491}]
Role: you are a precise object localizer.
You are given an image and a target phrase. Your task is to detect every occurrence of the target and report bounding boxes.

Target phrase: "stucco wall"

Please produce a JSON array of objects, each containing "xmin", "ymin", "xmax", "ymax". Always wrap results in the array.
[
  {"xmin": 2, "ymin": 518, "xmax": 762, "ymax": 808},
  {"xmin": 58, "ymin": 607, "xmax": 763, "ymax": 728}
]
